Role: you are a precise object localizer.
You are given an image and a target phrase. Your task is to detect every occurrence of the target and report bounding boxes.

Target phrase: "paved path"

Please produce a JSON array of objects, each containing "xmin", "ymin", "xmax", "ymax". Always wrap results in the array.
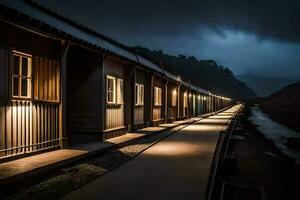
[
  {"xmin": 63, "ymin": 105, "xmax": 242, "ymax": 200},
  {"xmin": 0, "ymin": 117, "xmax": 199, "ymax": 186}
]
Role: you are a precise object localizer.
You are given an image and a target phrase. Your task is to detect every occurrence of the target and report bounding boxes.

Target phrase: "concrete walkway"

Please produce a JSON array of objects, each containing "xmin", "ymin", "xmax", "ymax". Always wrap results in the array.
[
  {"xmin": 0, "ymin": 116, "xmax": 200, "ymax": 186},
  {"xmin": 63, "ymin": 105, "xmax": 242, "ymax": 200}
]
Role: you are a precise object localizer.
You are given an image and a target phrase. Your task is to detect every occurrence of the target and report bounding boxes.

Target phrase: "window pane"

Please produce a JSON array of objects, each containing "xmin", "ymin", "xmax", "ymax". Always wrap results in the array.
[
  {"xmin": 108, "ymin": 78, "xmax": 113, "ymax": 91},
  {"xmin": 140, "ymin": 85, "xmax": 144, "ymax": 104},
  {"xmin": 22, "ymin": 57, "xmax": 28, "ymax": 76},
  {"xmin": 21, "ymin": 78, "xmax": 28, "ymax": 97},
  {"xmin": 13, "ymin": 77, "xmax": 19, "ymax": 96},
  {"xmin": 108, "ymin": 92, "xmax": 112, "ymax": 102},
  {"xmin": 13, "ymin": 55, "xmax": 20, "ymax": 75},
  {"xmin": 117, "ymin": 79, "xmax": 123, "ymax": 104}
]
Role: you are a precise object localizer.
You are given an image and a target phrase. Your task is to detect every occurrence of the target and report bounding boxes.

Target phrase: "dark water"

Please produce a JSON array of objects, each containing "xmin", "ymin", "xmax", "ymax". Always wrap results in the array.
[{"xmin": 249, "ymin": 106, "xmax": 300, "ymax": 164}]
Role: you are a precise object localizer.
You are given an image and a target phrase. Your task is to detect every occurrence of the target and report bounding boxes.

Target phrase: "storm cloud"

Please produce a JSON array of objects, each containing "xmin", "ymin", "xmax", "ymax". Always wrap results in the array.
[{"xmin": 35, "ymin": 0, "xmax": 300, "ymax": 78}]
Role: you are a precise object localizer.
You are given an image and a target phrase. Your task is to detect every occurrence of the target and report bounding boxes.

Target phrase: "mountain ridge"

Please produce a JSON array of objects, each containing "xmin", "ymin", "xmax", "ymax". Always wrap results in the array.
[
  {"xmin": 133, "ymin": 46, "xmax": 257, "ymax": 100},
  {"xmin": 261, "ymin": 81, "xmax": 300, "ymax": 132},
  {"xmin": 237, "ymin": 74, "xmax": 296, "ymax": 97}
]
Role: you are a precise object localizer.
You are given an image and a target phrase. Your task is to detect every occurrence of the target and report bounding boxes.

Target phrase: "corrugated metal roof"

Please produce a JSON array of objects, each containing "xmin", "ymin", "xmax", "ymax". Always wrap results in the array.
[
  {"xmin": 181, "ymin": 80, "xmax": 190, "ymax": 88},
  {"xmin": 197, "ymin": 88, "xmax": 209, "ymax": 95},
  {"xmin": 1, "ymin": 0, "xmax": 137, "ymax": 62},
  {"xmin": 0, "ymin": 0, "xmax": 228, "ymax": 99},
  {"xmin": 136, "ymin": 55, "xmax": 163, "ymax": 74},
  {"xmin": 164, "ymin": 70, "xmax": 180, "ymax": 82}
]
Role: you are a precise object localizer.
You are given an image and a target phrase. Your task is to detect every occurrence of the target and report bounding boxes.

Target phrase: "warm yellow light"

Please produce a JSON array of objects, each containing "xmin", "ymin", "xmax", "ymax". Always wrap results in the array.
[
  {"xmin": 173, "ymin": 89, "xmax": 177, "ymax": 95},
  {"xmin": 203, "ymin": 97, "xmax": 207, "ymax": 101},
  {"xmin": 198, "ymin": 95, "xmax": 201, "ymax": 100}
]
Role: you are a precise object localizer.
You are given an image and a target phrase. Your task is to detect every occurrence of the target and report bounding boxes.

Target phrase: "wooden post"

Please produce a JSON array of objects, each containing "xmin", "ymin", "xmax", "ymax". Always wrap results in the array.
[
  {"xmin": 130, "ymin": 67, "xmax": 136, "ymax": 131},
  {"xmin": 164, "ymin": 80, "xmax": 168, "ymax": 123},
  {"xmin": 149, "ymin": 74, "xmax": 154, "ymax": 125},
  {"xmin": 59, "ymin": 40, "xmax": 69, "ymax": 148},
  {"xmin": 177, "ymin": 84, "xmax": 180, "ymax": 119},
  {"xmin": 187, "ymin": 90, "xmax": 190, "ymax": 118},
  {"xmin": 100, "ymin": 54, "xmax": 105, "ymax": 137}
]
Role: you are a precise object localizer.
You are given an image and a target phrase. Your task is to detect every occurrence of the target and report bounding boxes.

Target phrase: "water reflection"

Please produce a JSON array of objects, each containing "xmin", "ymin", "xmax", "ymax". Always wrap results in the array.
[{"xmin": 249, "ymin": 106, "xmax": 300, "ymax": 164}]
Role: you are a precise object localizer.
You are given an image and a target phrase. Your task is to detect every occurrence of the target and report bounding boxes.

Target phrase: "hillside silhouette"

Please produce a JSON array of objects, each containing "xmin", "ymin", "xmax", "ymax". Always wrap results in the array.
[
  {"xmin": 261, "ymin": 81, "xmax": 300, "ymax": 132},
  {"xmin": 237, "ymin": 74, "xmax": 296, "ymax": 97},
  {"xmin": 133, "ymin": 46, "xmax": 256, "ymax": 99}
]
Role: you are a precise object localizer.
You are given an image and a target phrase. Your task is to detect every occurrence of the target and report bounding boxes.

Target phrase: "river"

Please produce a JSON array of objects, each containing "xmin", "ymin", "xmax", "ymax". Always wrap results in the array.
[{"xmin": 249, "ymin": 106, "xmax": 300, "ymax": 164}]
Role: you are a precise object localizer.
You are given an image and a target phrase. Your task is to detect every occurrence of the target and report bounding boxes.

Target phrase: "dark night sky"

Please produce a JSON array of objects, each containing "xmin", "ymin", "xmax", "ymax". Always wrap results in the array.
[{"xmin": 36, "ymin": 0, "xmax": 300, "ymax": 79}]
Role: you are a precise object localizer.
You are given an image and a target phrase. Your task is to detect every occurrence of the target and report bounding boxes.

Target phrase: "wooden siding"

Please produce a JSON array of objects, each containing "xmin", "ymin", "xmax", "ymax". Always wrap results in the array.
[
  {"xmin": 104, "ymin": 59, "xmax": 125, "ymax": 130},
  {"xmin": 167, "ymin": 106, "xmax": 176, "ymax": 119},
  {"xmin": 106, "ymin": 105, "xmax": 124, "ymax": 129},
  {"xmin": 33, "ymin": 57, "xmax": 60, "ymax": 102},
  {"xmin": 134, "ymin": 106, "xmax": 144, "ymax": 124},
  {"xmin": 67, "ymin": 46, "xmax": 102, "ymax": 134},
  {"xmin": 153, "ymin": 106, "xmax": 162, "ymax": 120},
  {"xmin": 0, "ymin": 21, "xmax": 61, "ymax": 59},
  {"xmin": 0, "ymin": 21, "xmax": 61, "ymax": 157},
  {"xmin": 0, "ymin": 101, "xmax": 59, "ymax": 157},
  {"xmin": 0, "ymin": 48, "xmax": 9, "ymax": 100}
]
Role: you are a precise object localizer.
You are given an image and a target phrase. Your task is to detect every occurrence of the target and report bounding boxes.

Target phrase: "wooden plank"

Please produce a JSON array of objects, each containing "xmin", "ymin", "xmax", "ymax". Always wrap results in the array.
[
  {"xmin": 6, "ymin": 105, "xmax": 12, "ymax": 156},
  {"xmin": 32, "ymin": 103, "xmax": 37, "ymax": 151},
  {"xmin": 48, "ymin": 104, "xmax": 51, "ymax": 147},
  {"xmin": 44, "ymin": 59, "xmax": 48, "ymax": 100},
  {"xmin": 0, "ymin": 105, "xmax": 5, "ymax": 157},
  {"xmin": 33, "ymin": 57, "xmax": 39, "ymax": 100},
  {"xmin": 17, "ymin": 101, "xmax": 22, "ymax": 154},
  {"xmin": 12, "ymin": 101, "xmax": 17, "ymax": 155},
  {"xmin": 49, "ymin": 60, "xmax": 52, "ymax": 101},
  {"xmin": 21, "ymin": 102, "xmax": 25, "ymax": 153},
  {"xmin": 39, "ymin": 58, "xmax": 44, "ymax": 100},
  {"xmin": 0, "ymin": 48, "xmax": 8, "ymax": 100}
]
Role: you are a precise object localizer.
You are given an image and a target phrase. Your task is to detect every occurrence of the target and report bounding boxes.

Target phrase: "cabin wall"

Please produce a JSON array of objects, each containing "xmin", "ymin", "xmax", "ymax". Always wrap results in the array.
[
  {"xmin": 0, "ymin": 21, "xmax": 61, "ymax": 157},
  {"xmin": 179, "ymin": 87, "xmax": 189, "ymax": 118},
  {"xmin": 66, "ymin": 46, "xmax": 102, "ymax": 145},
  {"xmin": 152, "ymin": 76, "xmax": 165, "ymax": 123},
  {"xmin": 167, "ymin": 82, "xmax": 177, "ymax": 121},
  {"xmin": 144, "ymin": 73, "xmax": 152, "ymax": 126},
  {"xmin": 134, "ymin": 69, "xmax": 146, "ymax": 126},
  {"xmin": 103, "ymin": 59, "xmax": 125, "ymax": 138}
]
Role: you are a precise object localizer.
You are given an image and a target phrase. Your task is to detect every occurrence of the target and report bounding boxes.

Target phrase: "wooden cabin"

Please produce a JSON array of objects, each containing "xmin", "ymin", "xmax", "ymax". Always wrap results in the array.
[
  {"xmin": 178, "ymin": 80, "xmax": 190, "ymax": 119},
  {"xmin": 164, "ymin": 71, "xmax": 180, "ymax": 122},
  {"xmin": 189, "ymin": 85, "xmax": 198, "ymax": 117},
  {"xmin": 0, "ymin": 0, "xmax": 232, "ymax": 160},
  {"xmin": 151, "ymin": 74, "xmax": 166, "ymax": 126},
  {"xmin": 0, "ymin": 12, "xmax": 63, "ymax": 157}
]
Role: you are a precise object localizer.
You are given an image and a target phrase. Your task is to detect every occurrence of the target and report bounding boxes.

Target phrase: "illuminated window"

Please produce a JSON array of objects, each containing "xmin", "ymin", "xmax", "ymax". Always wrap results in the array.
[
  {"xmin": 12, "ymin": 51, "xmax": 32, "ymax": 98},
  {"xmin": 135, "ymin": 83, "xmax": 144, "ymax": 105},
  {"xmin": 183, "ymin": 92, "xmax": 188, "ymax": 107},
  {"xmin": 154, "ymin": 87, "xmax": 162, "ymax": 106},
  {"xmin": 107, "ymin": 76, "xmax": 116, "ymax": 104},
  {"xmin": 171, "ymin": 89, "xmax": 177, "ymax": 106},
  {"xmin": 117, "ymin": 78, "xmax": 123, "ymax": 104},
  {"xmin": 107, "ymin": 75, "xmax": 123, "ymax": 104}
]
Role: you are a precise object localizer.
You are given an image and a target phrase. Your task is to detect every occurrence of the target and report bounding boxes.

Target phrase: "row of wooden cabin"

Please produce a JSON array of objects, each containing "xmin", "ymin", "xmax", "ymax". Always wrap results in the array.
[{"xmin": 0, "ymin": 0, "xmax": 232, "ymax": 159}]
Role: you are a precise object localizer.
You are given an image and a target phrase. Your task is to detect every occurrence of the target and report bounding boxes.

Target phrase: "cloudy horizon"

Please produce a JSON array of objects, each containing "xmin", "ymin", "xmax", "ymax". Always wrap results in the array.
[{"xmin": 36, "ymin": 0, "xmax": 300, "ymax": 79}]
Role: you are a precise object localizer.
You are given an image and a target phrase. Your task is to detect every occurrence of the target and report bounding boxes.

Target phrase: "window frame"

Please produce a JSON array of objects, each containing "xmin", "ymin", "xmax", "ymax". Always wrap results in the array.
[
  {"xmin": 154, "ymin": 86, "xmax": 162, "ymax": 106},
  {"xmin": 116, "ymin": 78, "xmax": 123, "ymax": 104},
  {"xmin": 12, "ymin": 50, "xmax": 32, "ymax": 100},
  {"xmin": 135, "ymin": 83, "xmax": 144, "ymax": 106},
  {"xmin": 107, "ymin": 75, "xmax": 123, "ymax": 105},
  {"xmin": 107, "ymin": 75, "xmax": 116, "ymax": 104},
  {"xmin": 171, "ymin": 89, "xmax": 177, "ymax": 107}
]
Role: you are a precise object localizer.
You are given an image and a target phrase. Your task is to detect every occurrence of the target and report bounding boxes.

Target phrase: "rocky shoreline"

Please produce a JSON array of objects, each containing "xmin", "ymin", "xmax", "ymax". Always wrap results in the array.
[{"xmin": 222, "ymin": 104, "xmax": 300, "ymax": 200}]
